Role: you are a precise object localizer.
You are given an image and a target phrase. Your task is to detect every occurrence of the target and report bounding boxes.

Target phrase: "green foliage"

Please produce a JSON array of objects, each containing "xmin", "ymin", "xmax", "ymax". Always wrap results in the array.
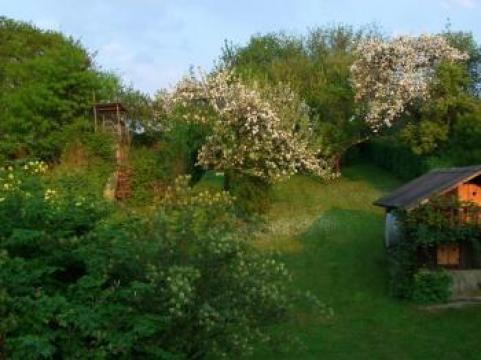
[
  {"xmin": 128, "ymin": 146, "xmax": 169, "ymax": 203},
  {"xmin": 399, "ymin": 61, "xmax": 474, "ymax": 156},
  {"xmin": 161, "ymin": 107, "xmax": 212, "ymax": 183},
  {"xmin": 389, "ymin": 200, "xmax": 481, "ymax": 301},
  {"xmin": 38, "ymin": 128, "xmax": 116, "ymax": 199},
  {"xmin": 403, "ymin": 198, "xmax": 481, "ymax": 246},
  {"xmin": 0, "ymin": 17, "xmax": 115, "ymax": 160},
  {"xmin": 443, "ymin": 30, "xmax": 481, "ymax": 95},
  {"xmin": 81, "ymin": 131, "xmax": 115, "ymax": 162},
  {"xmin": 412, "ymin": 269, "xmax": 452, "ymax": 304},
  {"xmin": 400, "ymin": 121, "xmax": 449, "ymax": 155},
  {"xmin": 387, "ymin": 236, "xmax": 418, "ymax": 299},
  {"xmin": 448, "ymin": 100, "xmax": 481, "ymax": 165},
  {"xmin": 365, "ymin": 137, "xmax": 432, "ymax": 180},
  {"xmin": 47, "ymin": 162, "xmax": 113, "ymax": 200},
  {"xmin": 0, "ymin": 169, "xmax": 312, "ymax": 358},
  {"xmin": 223, "ymin": 25, "xmax": 382, "ymax": 161},
  {"xmin": 0, "ymin": 17, "xmax": 148, "ymax": 163},
  {"xmin": 118, "ymin": 85, "xmax": 154, "ymax": 131},
  {"xmin": 231, "ymin": 174, "xmax": 272, "ymax": 216},
  {"xmin": 360, "ymin": 31, "xmax": 481, "ymax": 170}
]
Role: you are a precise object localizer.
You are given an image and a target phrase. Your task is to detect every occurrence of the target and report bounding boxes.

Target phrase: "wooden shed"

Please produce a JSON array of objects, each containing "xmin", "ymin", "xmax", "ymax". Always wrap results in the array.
[{"xmin": 374, "ymin": 165, "xmax": 481, "ymax": 269}]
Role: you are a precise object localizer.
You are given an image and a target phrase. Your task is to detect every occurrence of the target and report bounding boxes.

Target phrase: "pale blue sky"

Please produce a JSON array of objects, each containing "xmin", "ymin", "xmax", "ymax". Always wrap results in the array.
[{"xmin": 2, "ymin": 0, "xmax": 480, "ymax": 94}]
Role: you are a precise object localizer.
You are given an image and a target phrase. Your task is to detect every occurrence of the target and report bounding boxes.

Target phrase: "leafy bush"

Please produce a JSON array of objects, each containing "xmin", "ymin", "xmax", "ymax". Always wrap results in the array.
[
  {"xmin": 388, "ymin": 237, "xmax": 418, "ymax": 299},
  {"xmin": 81, "ymin": 132, "xmax": 115, "ymax": 162},
  {"xmin": 412, "ymin": 269, "xmax": 452, "ymax": 304},
  {"xmin": 0, "ymin": 169, "xmax": 324, "ymax": 358},
  {"xmin": 231, "ymin": 174, "xmax": 272, "ymax": 216},
  {"xmin": 128, "ymin": 146, "xmax": 169, "ymax": 203},
  {"xmin": 389, "ymin": 201, "xmax": 481, "ymax": 301}
]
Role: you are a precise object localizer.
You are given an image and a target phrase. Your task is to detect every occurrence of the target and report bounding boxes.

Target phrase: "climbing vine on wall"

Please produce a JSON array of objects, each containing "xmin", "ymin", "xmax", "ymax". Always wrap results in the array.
[{"xmin": 389, "ymin": 197, "xmax": 481, "ymax": 302}]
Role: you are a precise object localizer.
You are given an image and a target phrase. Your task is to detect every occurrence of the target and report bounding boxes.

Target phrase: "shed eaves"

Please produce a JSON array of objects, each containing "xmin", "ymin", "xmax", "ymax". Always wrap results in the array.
[{"xmin": 373, "ymin": 165, "xmax": 481, "ymax": 210}]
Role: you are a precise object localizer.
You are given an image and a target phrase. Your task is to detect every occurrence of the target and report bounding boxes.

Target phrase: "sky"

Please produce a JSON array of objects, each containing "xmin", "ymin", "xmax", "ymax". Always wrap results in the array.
[{"xmin": 2, "ymin": 0, "xmax": 480, "ymax": 94}]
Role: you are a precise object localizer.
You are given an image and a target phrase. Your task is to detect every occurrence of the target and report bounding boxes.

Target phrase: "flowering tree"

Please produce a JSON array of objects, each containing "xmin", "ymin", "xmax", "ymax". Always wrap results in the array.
[
  {"xmin": 350, "ymin": 35, "xmax": 468, "ymax": 131},
  {"xmin": 167, "ymin": 70, "xmax": 333, "ymax": 184}
]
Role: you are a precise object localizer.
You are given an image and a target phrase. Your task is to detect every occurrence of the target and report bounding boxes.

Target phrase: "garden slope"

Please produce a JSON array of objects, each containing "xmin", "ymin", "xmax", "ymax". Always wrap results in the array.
[{"xmin": 252, "ymin": 163, "xmax": 481, "ymax": 359}]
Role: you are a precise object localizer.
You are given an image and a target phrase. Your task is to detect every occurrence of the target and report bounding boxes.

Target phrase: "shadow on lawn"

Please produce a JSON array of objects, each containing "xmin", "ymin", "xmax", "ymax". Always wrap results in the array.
[
  {"xmin": 341, "ymin": 162, "xmax": 402, "ymax": 194},
  {"xmin": 292, "ymin": 207, "xmax": 391, "ymax": 301}
]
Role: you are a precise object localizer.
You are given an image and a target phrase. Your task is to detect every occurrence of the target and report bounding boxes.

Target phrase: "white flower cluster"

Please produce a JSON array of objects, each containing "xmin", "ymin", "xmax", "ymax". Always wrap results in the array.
[
  {"xmin": 23, "ymin": 160, "xmax": 48, "ymax": 174},
  {"xmin": 0, "ymin": 167, "xmax": 21, "ymax": 202},
  {"xmin": 164, "ymin": 266, "xmax": 200, "ymax": 318},
  {"xmin": 0, "ymin": 161, "xmax": 49, "ymax": 202},
  {"xmin": 168, "ymin": 70, "xmax": 333, "ymax": 182},
  {"xmin": 351, "ymin": 35, "xmax": 468, "ymax": 131},
  {"xmin": 44, "ymin": 188, "xmax": 58, "ymax": 202}
]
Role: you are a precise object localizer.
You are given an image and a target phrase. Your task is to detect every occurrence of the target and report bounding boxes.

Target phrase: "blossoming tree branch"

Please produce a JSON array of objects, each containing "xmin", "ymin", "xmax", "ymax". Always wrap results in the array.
[{"xmin": 350, "ymin": 34, "xmax": 468, "ymax": 131}]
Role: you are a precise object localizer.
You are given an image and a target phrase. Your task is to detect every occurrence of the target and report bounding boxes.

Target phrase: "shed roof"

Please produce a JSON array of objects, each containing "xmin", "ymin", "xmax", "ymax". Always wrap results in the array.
[{"xmin": 374, "ymin": 165, "xmax": 481, "ymax": 210}]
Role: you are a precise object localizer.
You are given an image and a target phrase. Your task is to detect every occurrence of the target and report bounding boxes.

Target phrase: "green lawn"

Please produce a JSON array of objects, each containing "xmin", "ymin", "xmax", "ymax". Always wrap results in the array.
[{"xmin": 250, "ymin": 163, "xmax": 481, "ymax": 359}]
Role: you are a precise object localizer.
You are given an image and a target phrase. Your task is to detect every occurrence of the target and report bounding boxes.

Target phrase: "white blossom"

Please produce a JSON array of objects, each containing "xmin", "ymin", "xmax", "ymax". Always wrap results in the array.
[
  {"xmin": 167, "ymin": 70, "xmax": 334, "ymax": 182},
  {"xmin": 351, "ymin": 34, "xmax": 468, "ymax": 131}
]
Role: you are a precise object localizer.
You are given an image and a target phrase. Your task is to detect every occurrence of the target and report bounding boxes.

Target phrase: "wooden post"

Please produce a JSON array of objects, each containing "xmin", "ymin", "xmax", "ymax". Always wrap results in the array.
[
  {"xmin": 116, "ymin": 103, "xmax": 122, "ymax": 139},
  {"xmin": 92, "ymin": 92, "xmax": 98, "ymax": 132}
]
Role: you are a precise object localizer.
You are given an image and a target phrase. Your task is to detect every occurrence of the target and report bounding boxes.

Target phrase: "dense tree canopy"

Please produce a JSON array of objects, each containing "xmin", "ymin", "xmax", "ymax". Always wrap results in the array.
[
  {"xmin": 0, "ymin": 17, "xmax": 153, "ymax": 161},
  {"xmin": 221, "ymin": 26, "xmax": 382, "ymax": 162},
  {"xmin": 221, "ymin": 26, "xmax": 481, "ymax": 170},
  {"xmin": 0, "ymin": 18, "xmax": 101, "ymax": 159}
]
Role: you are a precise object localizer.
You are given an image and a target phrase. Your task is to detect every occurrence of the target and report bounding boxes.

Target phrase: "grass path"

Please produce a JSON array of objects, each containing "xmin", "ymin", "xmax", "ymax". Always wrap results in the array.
[{"xmin": 252, "ymin": 163, "xmax": 481, "ymax": 359}]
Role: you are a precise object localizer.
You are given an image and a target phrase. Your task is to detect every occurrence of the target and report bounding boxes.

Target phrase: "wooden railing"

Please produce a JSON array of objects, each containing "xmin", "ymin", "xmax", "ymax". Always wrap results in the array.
[{"xmin": 436, "ymin": 204, "xmax": 481, "ymax": 226}]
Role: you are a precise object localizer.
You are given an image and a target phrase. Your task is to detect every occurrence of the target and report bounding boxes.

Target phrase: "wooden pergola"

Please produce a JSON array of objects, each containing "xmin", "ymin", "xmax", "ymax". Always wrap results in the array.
[{"xmin": 93, "ymin": 102, "xmax": 130, "ymax": 144}]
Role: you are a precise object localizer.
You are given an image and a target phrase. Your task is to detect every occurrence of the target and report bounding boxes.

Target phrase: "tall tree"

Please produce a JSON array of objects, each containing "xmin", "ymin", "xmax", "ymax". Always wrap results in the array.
[{"xmin": 0, "ymin": 17, "xmax": 118, "ymax": 160}]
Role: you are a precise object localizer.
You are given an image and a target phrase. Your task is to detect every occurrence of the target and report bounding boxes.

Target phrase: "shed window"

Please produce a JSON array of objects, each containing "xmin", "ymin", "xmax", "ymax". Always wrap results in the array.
[{"xmin": 436, "ymin": 244, "xmax": 460, "ymax": 266}]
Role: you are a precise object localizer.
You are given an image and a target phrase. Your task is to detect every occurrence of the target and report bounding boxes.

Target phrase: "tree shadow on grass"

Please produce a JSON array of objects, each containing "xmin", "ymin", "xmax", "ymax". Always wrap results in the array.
[
  {"xmin": 290, "ymin": 207, "xmax": 391, "ymax": 302},
  {"xmin": 341, "ymin": 163, "xmax": 402, "ymax": 194}
]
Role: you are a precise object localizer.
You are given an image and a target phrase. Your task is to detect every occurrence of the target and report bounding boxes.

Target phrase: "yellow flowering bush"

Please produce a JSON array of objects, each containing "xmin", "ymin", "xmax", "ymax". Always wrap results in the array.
[{"xmin": 0, "ymin": 161, "xmax": 48, "ymax": 200}]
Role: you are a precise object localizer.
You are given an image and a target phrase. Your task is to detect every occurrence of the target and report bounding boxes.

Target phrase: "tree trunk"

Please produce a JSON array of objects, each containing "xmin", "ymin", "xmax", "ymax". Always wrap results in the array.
[{"xmin": 223, "ymin": 170, "xmax": 232, "ymax": 191}]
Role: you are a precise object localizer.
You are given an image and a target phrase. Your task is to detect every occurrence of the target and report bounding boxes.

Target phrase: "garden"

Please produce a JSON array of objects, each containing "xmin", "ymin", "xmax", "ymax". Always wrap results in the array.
[{"xmin": 1, "ymin": 16, "xmax": 481, "ymax": 359}]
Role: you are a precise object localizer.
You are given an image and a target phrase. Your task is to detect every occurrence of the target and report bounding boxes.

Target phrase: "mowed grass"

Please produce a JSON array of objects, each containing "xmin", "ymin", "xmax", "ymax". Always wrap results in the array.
[{"xmin": 247, "ymin": 163, "xmax": 481, "ymax": 359}]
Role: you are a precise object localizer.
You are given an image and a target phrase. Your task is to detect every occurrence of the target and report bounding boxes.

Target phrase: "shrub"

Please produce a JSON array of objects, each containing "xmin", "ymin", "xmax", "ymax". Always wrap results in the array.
[
  {"xmin": 230, "ymin": 174, "xmax": 272, "ymax": 216},
  {"xmin": 412, "ymin": 269, "xmax": 453, "ymax": 304},
  {"xmin": 128, "ymin": 146, "xmax": 169, "ymax": 203},
  {"xmin": 388, "ymin": 238, "xmax": 418, "ymax": 299},
  {"xmin": 81, "ymin": 131, "xmax": 115, "ymax": 162},
  {"xmin": 0, "ymin": 170, "xmax": 325, "ymax": 358}
]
